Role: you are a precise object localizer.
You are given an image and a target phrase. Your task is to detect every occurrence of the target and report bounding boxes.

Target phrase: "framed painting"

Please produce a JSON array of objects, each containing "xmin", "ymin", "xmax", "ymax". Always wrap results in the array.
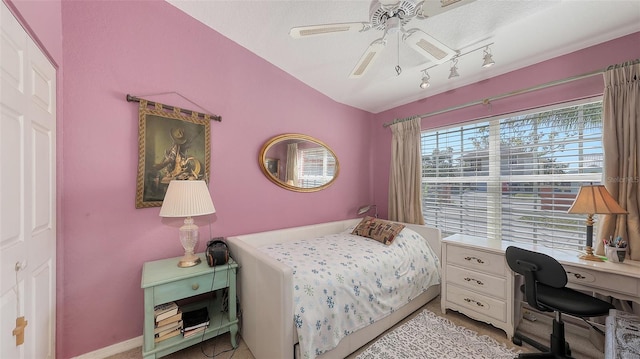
[{"xmin": 135, "ymin": 101, "xmax": 210, "ymax": 208}]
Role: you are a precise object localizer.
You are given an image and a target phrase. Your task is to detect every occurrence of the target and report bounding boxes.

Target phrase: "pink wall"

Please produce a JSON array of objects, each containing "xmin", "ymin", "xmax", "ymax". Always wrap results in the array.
[
  {"xmin": 5, "ymin": 0, "xmax": 63, "ymax": 65},
  {"xmin": 59, "ymin": 1, "xmax": 372, "ymax": 357},
  {"xmin": 371, "ymin": 32, "xmax": 640, "ymax": 219}
]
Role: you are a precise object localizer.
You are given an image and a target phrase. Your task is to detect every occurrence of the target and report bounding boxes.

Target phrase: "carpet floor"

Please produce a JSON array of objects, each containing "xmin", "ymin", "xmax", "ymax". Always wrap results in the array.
[{"xmin": 108, "ymin": 296, "xmax": 606, "ymax": 359}]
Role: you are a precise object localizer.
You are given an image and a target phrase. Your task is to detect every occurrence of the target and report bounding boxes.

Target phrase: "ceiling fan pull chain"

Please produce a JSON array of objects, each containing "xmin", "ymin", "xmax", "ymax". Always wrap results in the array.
[{"xmin": 395, "ymin": 31, "xmax": 402, "ymax": 76}]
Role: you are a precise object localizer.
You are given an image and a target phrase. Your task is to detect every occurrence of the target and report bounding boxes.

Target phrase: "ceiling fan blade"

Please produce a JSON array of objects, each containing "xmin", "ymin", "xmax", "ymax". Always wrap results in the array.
[
  {"xmin": 417, "ymin": 0, "xmax": 476, "ymax": 18},
  {"xmin": 289, "ymin": 22, "xmax": 368, "ymax": 38},
  {"xmin": 349, "ymin": 39, "xmax": 387, "ymax": 78},
  {"xmin": 403, "ymin": 29, "xmax": 455, "ymax": 64}
]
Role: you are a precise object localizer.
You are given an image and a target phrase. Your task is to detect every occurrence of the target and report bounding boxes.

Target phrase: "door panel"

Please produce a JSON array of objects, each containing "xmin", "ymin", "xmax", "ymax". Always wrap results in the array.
[{"xmin": 1, "ymin": 3, "xmax": 56, "ymax": 358}]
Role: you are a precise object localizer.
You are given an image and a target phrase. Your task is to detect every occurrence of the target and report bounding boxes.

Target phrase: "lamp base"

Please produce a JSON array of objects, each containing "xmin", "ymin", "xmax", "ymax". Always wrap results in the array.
[
  {"xmin": 579, "ymin": 246, "xmax": 604, "ymax": 262},
  {"xmin": 178, "ymin": 254, "xmax": 201, "ymax": 268},
  {"xmin": 177, "ymin": 217, "xmax": 201, "ymax": 268}
]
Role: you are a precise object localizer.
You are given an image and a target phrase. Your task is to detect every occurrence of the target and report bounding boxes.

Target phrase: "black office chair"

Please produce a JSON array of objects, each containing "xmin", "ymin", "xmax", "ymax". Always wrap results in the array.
[{"xmin": 505, "ymin": 246, "xmax": 614, "ymax": 358}]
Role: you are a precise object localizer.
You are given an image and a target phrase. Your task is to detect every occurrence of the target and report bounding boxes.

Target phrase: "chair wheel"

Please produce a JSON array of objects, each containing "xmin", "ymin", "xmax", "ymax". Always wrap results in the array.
[{"xmin": 512, "ymin": 337, "xmax": 522, "ymax": 346}]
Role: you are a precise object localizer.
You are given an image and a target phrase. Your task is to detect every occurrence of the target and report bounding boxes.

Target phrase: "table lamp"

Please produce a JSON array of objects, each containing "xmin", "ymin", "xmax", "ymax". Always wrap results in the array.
[
  {"xmin": 357, "ymin": 204, "xmax": 378, "ymax": 218},
  {"xmin": 567, "ymin": 185, "xmax": 627, "ymax": 262},
  {"xmin": 159, "ymin": 180, "xmax": 216, "ymax": 267}
]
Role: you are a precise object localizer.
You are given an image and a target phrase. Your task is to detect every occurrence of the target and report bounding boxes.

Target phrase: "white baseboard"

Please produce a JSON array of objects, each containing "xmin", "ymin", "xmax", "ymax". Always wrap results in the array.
[{"xmin": 72, "ymin": 336, "xmax": 142, "ymax": 359}]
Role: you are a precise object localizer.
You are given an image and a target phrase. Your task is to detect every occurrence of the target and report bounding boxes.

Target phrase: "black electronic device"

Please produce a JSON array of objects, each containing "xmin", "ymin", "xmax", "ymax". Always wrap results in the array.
[{"xmin": 206, "ymin": 237, "xmax": 229, "ymax": 267}]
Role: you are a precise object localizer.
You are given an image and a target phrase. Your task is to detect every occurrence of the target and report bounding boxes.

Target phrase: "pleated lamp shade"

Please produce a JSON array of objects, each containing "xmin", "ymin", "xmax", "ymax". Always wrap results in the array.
[
  {"xmin": 568, "ymin": 185, "xmax": 627, "ymax": 215},
  {"xmin": 159, "ymin": 180, "xmax": 215, "ymax": 218},
  {"xmin": 567, "ymin": 184, "xmax": 627, "ymax": 262}
]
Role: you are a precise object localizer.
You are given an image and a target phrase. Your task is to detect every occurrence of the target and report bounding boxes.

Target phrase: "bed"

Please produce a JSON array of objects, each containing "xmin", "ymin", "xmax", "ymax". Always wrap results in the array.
[{"xmin": 226, "ymin": 218, "xmax": 441, "ymax": 359}]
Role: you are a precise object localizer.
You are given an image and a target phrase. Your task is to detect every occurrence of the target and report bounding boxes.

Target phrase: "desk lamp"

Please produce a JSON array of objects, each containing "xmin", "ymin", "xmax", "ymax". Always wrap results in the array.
[
  {"xmin": 568, "ymin": 184, "xmax": 627, "ymax": 262},
  {"xmin": 159, "ymin": 180, "xmax": 216, "ymax": 267},
  {"xmin": 357, "ymin": 204, "xmax": 378, "ymax": 218}
]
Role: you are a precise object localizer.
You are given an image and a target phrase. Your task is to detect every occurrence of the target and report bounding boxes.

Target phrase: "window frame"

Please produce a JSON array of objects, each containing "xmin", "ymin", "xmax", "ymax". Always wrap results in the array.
[{"xmin": 420, "ymin": 96, "xmax": 604, "ymax": 248}]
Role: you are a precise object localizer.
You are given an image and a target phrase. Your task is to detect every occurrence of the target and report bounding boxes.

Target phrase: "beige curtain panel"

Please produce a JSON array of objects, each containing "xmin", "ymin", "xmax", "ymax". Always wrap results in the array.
[
  {"xmin": 596, "ymin": 59, "xmax": 640, "ymax": 260},
  {"xmin": 388, "ymin": 116, "xmax": 425, "ymax": 225},
  {"xmin": 285, "ymin": 143, "xmax": 298, "ymax": 184}
]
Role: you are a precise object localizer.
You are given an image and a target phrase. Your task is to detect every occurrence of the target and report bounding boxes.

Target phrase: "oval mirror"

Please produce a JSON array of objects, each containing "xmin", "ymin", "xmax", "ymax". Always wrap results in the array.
[{"xmin": 259, "ymin": 134, "xmax": 340, "ymax": 192}]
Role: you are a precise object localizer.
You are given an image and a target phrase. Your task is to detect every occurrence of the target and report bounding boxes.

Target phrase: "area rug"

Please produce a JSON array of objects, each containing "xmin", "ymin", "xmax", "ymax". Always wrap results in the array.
[{"xmin": 356, "ymin": 310, "xmax": 519, "ymax": 359}]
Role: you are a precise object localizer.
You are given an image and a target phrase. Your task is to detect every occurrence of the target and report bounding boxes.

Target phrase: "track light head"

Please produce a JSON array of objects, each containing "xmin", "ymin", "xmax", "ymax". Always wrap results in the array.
[
  {"xmin": 448, "ymin": 57, "xmax": 460, "ymax": 79},
  {"xmin": 482, "ymin": 46, "xmax": 495, "ymax": 68},
  {"xmin": 420, "ymin": 79, "xmax": 430, "ymax": 89},
  {"xmin": 414, "ymin": 43, "xmax": 495, "ymax": 89},
  {"xmin": 419, "ymin": 70, "xmax": 430, "ymax": 89}
]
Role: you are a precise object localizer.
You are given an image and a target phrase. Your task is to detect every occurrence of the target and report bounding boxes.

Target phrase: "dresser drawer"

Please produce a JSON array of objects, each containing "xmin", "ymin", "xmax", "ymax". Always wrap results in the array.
[
  {"xmin": 565, "ymin": 265, "xmax": 638, "ymax": 297},
  {"xmin": 446, "ymin": 264, "xmax": 507, "ymax": 299},
  {"xmin": 447, "ymin": 245, "xmax": 506, "ymax": 276},
  {"xmin": 446, "ymin": 284, "xmax": 507, "ymax": 322},
  {"xmin": 154, "ymin": 273, "xmax": 224, "ymax": 304}
]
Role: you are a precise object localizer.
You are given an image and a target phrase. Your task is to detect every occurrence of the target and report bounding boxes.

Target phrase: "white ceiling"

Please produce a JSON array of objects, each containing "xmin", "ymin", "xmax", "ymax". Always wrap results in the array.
[{"xmin": 167, "ymin": 0, "xmax": 640, "ymax": 114}]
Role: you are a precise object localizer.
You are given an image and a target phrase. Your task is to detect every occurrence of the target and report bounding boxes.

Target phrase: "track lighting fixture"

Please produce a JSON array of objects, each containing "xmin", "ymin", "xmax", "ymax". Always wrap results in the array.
[
  {"xmin": 419, "ymin": 70, "xmax": 430, "ymax": 89},
  {"xmin": 482, "ymin": 46, "xmax": 495, "ymax": 68},
  {"xmin": 448, "ymin": 57, "xmax": 460, "ymax": 79},
  {"xmin": 418, "ymin": 43, "xmax": 495, "ymax": 89}
]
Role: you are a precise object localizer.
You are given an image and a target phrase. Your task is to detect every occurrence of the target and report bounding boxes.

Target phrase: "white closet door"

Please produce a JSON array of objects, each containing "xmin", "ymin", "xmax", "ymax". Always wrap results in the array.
[{"xmin": 1, "ymin": 2, "xmax": 57, "ymax": 358}]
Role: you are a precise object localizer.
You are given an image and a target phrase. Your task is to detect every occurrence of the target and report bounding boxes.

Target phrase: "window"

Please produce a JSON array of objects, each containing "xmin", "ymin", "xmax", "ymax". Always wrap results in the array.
[
  {"xmin": 298, "ymin": 147, "xmax": 336, "ymax": 188},
  {"xmin": 421, "ymin": 98, "xmax": 603, "ymax": 249}
]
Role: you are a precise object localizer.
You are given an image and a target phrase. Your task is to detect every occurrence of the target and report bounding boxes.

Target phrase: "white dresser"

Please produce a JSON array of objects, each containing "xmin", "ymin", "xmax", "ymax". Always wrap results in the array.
[
  {"xmin": 441, "ymin": 234, "xmax": 515, "ymax": 338},
  {"xmin": 440, "ymin": 234, "xmax": 640, "ymax": 340}
]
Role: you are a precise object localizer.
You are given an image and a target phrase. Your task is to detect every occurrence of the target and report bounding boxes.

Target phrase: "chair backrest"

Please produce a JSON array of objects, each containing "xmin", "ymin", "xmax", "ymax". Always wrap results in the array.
[
  {"xmin": 506, "ymin": 246, "xmax": 567, "ymax": 288},
  {"xmin": 505, "ymin": 246, "xmax": 568, "ymax": 311}
]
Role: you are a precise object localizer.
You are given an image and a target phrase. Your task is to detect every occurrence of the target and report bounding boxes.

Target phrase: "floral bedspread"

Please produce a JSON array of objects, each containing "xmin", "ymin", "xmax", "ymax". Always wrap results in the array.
[{"xmin": 258, "ymin": 227, "xmax": 441, "ymax": 359}]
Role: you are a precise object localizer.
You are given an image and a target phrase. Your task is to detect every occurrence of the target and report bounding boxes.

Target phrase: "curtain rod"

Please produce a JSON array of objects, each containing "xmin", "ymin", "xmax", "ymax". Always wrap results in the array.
[
  {"xmin": 126, "ymin": 94, "xmax": 221, "ymax": 122},
  {"xmin": 383, "ymin": 68, "xmax": 604, "ymax": 128}
]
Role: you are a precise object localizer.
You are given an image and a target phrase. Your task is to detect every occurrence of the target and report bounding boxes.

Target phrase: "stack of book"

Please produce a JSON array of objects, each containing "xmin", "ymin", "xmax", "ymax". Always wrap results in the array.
[
  {"xmin": 181, "ymin": 307, "xmax": 209, "ymax": 338},
  {"xmin": 153, "ymin": 302, "xmax": 182, "ymax": 343}
]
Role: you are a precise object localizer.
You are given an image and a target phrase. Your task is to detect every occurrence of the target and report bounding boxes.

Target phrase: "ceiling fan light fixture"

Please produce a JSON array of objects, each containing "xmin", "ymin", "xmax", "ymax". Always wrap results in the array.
[
  {"xmin": 385, "ymin": 15, "xmax": 401, "ymax": 34},
  {"xmin": 482, "ymin": 46, "xmax": 495, "ymax": 68}
]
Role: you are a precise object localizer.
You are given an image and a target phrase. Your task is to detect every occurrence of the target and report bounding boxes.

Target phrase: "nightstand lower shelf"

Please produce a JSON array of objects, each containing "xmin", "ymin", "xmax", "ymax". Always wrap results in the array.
[{"xmin": 141, "ymin": 254, "xmax": 238, "ymax": 359}]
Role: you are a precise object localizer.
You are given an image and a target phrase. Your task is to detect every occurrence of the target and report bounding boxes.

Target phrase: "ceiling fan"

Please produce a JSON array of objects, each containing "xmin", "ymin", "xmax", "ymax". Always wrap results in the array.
[{"xmin": 290, "ymin": 0, "xmax": 475, "ymax": 78}]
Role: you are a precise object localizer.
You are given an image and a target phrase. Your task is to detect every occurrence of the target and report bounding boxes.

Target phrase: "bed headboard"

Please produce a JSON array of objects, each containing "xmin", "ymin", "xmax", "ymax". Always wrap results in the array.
[
  {"xmin": 228, "ymin": 218, "xmax": 441, "ymax": 260},
  {"xmin": 402, "ymin": 221, "xmax": 442, "ymax": 261}
]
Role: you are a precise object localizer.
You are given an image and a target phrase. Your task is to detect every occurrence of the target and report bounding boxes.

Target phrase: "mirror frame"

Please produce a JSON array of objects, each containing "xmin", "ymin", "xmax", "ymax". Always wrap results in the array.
[{"xmin": 259, "ymin": 133, "xmax": 340, "ymax": 192}]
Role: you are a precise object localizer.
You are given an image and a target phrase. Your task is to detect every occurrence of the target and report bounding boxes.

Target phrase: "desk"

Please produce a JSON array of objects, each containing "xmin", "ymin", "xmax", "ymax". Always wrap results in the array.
[{"xmin": 441, "ymin": 234, "xmax": 640, "ymax": 339}]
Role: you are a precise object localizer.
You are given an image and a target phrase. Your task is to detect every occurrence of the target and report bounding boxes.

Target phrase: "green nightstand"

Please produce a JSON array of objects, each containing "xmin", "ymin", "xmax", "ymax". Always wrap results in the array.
[{"xmin": 141, "ymin": 253, "xmax": 238, "ymax": 359}]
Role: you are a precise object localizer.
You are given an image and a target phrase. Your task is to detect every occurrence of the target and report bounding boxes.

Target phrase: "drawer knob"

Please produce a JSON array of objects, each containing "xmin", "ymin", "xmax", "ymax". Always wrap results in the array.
[
  {"xmin": 192, "ymin": 283, "xmax": 200, "ymax": 290},
  {"xmin": 464, "ymin": 277, "xmax": 484, "ymax": 286},
  {"xmin": 464, "ymin": 256, "xmax": 485, "ymax": 264},
  {"xmin": 567, "ymin": 271, "xmax": 586, "ymax": 280},
  {"xmin": 464, "ymin": 298, "xmax": 485, "ymax": 307}
]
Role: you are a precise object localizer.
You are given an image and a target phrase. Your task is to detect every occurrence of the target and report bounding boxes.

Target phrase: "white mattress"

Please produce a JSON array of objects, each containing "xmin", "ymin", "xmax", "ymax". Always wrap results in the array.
[{"xmin": 259, "ymin": 227, "xmax": 441, "ymax": 359}]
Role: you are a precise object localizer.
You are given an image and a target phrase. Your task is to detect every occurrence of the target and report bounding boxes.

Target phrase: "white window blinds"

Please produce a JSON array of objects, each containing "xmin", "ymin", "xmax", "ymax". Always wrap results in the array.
[
  {"xmin": 421, "ymin": 98, "xmax": 603, "ymax": 249},
  {"xmin": 298, "ymin": 147, "xmax": 336, "ymax": 188}
]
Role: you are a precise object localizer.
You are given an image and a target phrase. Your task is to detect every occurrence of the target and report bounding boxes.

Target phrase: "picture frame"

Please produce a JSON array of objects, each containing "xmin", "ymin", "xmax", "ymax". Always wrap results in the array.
[{"xmin": 135, "ymin": 101, "xmax": 210, "ymax": 208}]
